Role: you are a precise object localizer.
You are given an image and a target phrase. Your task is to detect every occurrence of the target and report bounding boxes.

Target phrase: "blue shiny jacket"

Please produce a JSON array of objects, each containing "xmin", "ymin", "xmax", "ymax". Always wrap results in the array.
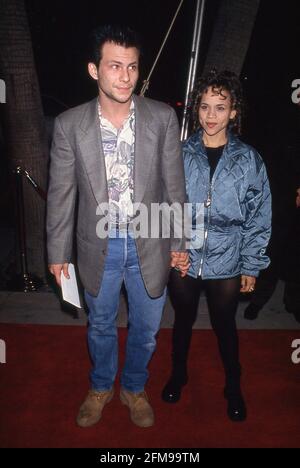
[{"xmin": 184, "ymin": 130, "xmax": 272, "ymax": 279}]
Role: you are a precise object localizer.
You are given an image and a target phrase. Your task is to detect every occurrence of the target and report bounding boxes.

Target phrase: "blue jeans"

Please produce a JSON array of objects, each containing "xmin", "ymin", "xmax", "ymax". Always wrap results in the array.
[{"xmin": 84, "ymin": 232, "xmax": 166, "ymax": 393}]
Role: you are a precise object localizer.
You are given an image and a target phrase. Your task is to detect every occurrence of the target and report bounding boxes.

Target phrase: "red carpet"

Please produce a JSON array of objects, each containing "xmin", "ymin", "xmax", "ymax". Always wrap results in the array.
[{"xmin": 0, "ymin": 324, "xmax": 299, "ymax": 448}]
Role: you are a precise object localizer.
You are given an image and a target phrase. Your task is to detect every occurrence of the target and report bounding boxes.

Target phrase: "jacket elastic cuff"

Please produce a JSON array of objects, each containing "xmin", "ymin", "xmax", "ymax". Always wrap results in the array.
[{"xmin": 241, "ymin": 269, "xmax": 259, "ymax": 278}]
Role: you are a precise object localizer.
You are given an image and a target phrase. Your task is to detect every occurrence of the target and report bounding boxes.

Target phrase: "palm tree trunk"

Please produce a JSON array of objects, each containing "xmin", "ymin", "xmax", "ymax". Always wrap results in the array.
[
  {"xmin": 204, "ymin": 0, "xmax": 260, "ymax": 75},
  {"xmin": 0, "ymin": 0, "xmax": 48, "ymax": 279}
]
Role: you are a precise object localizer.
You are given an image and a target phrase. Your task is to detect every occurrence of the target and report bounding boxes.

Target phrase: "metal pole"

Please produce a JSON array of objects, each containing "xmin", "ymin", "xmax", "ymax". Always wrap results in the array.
[
  {"xmin": 180, "ymin": 0, "xmax": 206, "ymax": 141},
  {"xmin": 15, "ymin": 167, "xmax": 29, "ymax": 279},
  {"xmin": 23, "ymin": 168, "xmax": 47, "ymax": 201},
  {"xmin": 8, "ymin": 166, "xmax": 43, "ymax": 292}
]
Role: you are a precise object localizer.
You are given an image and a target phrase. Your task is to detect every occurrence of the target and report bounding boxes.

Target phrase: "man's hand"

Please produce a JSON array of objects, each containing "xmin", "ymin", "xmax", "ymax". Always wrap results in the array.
[
  {"xmin": 48, "ymin": 263, "xmax": 70, "ymax": 287},
  {"xmin": 240, "ymin": 275, "xmax": 256, "ymax": 293},
  {"xmin": 296, "ymin": 188, "xmax": 300, "ymax": 208},
  {"xmin": 170, "ymin": 251, "xmax": 190, "ymax": 277}
]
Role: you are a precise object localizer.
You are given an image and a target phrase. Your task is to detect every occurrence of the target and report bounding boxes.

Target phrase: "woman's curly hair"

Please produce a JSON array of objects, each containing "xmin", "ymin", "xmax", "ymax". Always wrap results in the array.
[{"xmin": 191, "ymin": 69, "xmax": 244, "ymax": 134}]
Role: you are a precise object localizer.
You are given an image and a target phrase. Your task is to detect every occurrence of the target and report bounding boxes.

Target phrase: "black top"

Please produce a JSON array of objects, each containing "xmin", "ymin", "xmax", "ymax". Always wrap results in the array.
[{"xmin": 205, "ymin": 145, "xmax": 225, "ymax": 181}]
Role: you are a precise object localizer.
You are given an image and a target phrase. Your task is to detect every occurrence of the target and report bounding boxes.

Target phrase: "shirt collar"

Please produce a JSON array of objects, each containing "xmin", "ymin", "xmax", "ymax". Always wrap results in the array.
[{"xmin": 98, "ymin": 99, "xmax": 135, "ymax": 122}]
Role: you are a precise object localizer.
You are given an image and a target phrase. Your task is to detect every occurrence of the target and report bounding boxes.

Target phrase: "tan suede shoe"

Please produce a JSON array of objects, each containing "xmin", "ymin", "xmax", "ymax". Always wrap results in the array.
[
  {"xmin": 76, "ymin": 387, "xmax": 114, "ymax": 428},
  {"xmin": 120, "ymin": 388, "xmax": 154, "ymax": 427}
]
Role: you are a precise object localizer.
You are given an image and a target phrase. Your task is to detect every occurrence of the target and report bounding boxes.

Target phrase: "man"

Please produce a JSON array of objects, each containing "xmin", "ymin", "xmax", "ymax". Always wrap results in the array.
[{"xmin": 47, "ymin": 25, "xmax": 188, "ymax": 428}]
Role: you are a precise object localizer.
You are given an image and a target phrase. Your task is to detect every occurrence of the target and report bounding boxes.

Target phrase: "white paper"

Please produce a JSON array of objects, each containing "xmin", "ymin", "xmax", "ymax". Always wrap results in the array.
[{"xmin": 61, "ymin": 263, "xmax": 81, "ymax": 308}]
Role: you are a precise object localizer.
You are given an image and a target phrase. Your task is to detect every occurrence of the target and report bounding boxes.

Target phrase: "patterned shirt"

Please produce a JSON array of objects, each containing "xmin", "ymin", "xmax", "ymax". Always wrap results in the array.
[{"xmin": 98, "ymin": 101, "xmax": 135, "ymax": 225}]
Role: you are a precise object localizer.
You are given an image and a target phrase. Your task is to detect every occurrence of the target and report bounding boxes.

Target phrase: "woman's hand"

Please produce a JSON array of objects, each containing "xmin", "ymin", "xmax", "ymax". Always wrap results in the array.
[
  {"xmin": 170, "ymin": 251, "xmax": 190, "ymax": 277},
  {"xmin": 240, "ymin": 275, "xmax": 256, "ymax": 293}
]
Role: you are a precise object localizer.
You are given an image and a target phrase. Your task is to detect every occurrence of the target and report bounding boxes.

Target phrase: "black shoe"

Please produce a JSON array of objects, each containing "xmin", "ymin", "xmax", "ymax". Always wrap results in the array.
[
  {"xmin": 224, "ymin": 388, "xmax": 247, "ymax": 422},
  {"xmin": 244, "ymin": 304, "xmax": 261, "ymax": 320},
  {"xmin": 161, "ymin": 376, "xmax": 188, "ymax": 403}
]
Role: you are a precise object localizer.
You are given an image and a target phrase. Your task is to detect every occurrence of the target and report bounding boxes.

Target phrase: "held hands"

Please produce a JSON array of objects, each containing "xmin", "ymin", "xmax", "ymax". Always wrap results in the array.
[
  {"xmin": 170, "ymin": 251, "xmax": 190, "ymax": 277},
  {"xmin": 48, "ymin": 263, "xmax": 70, "ymax": 287},
  {"xmin": 240, "ymin": 275, "xmax": 256, "ymax": 293}
]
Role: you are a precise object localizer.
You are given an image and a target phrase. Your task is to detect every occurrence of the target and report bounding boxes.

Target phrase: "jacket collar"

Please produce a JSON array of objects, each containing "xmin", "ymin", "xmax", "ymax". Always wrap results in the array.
[
  {"xmin": 184, "ymin": 129, "xmax": 243, "ymax": 185},
  {"xmin": 185, "ymin": 129, "xmax": 241, "ymax": 159}
]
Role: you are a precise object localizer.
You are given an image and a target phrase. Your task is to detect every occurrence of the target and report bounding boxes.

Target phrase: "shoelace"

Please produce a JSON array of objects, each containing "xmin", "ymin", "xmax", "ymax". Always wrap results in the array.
[
  {"xmin": 88, "ymin": 390, "xmax": 110, "ymax": 401},
  {"xmin": 129, "ymin": 392, "xmax": 149, "ymax": 409}
]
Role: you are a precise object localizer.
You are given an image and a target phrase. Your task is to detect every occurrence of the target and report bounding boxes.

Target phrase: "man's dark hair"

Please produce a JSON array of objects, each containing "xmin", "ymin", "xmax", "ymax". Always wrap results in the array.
[
  {"xmin": 191, "ymin": 69, "xmax": 244, "ymax": 134},
  {"xmin": 88, "ymin": 24, "xmax": 141, "ymax": 67}
]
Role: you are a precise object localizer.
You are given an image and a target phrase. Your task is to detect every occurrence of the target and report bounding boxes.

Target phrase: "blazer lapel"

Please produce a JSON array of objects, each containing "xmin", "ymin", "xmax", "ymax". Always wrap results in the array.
[
  {"xmin": 133, "ymin": 95, "xmax": 157, "ymax": 204},
  {"xmin": 78, "ymin": 95, "xmax": 156, "ymax": 209},
  {"xmin": 78, "ymin": 98, "xmax": 108, "ymax": 208}
]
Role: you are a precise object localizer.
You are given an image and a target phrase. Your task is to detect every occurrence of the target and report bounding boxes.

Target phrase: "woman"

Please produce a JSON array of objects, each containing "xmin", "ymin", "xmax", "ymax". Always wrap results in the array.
[{"xmin": 162, "ymin": 70, "xmax": 272, "ymax": 422}]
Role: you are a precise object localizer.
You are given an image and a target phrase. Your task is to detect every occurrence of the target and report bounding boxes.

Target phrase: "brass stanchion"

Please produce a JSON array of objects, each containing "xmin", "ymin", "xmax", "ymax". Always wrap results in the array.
[{"xmin": 7, "ymin": 166, "xmax": 45, "ymax": 292}]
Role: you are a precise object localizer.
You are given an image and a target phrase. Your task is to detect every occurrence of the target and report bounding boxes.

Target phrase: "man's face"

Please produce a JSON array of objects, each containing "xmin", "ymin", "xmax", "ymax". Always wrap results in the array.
[{"xmin": 88, "ymin": 41, "xmax": 139, "ymax": 104}]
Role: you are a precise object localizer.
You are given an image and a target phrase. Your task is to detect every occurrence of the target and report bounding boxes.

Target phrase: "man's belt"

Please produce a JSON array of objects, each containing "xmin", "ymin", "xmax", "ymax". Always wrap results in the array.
[{"xmin": 109, "ymin": 222, "xmax": 133, "ymax": 232}]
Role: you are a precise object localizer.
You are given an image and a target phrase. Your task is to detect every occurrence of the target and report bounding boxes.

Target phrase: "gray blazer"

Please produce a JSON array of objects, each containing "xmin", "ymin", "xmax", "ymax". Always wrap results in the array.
[{"xmin": 47, "ymin": 95, "xmax": 186, "ymax": 297}]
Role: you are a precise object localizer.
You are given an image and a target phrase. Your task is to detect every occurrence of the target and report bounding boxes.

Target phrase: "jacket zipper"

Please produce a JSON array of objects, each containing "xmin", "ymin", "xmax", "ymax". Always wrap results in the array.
[
  {"xmin": 198, "ymin": 182, "xmax": 212, "ymax": 276},
  {"xmin": 197, "ymin": 143, "xmax": 227, "ymax": 277}
]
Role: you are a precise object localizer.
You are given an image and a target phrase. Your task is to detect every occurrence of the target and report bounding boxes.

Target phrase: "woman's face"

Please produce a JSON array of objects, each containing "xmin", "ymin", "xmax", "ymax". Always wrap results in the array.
[{"xmin": 198, "ymin": 86, "xmax": 236, "ymax": 138}]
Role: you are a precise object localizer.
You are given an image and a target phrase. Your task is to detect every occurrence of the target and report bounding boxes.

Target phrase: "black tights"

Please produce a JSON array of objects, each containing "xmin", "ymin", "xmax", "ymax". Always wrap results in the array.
[{"xmin": 168, "ymin": 269, "xmax": 241, "ymax": 391}]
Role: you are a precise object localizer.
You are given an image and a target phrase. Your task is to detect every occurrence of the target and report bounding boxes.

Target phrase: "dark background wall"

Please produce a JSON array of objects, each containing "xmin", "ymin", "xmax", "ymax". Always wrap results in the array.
[{"xmin": 0, "ymin": 0, "xmax": 299, "ymax": 276}]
